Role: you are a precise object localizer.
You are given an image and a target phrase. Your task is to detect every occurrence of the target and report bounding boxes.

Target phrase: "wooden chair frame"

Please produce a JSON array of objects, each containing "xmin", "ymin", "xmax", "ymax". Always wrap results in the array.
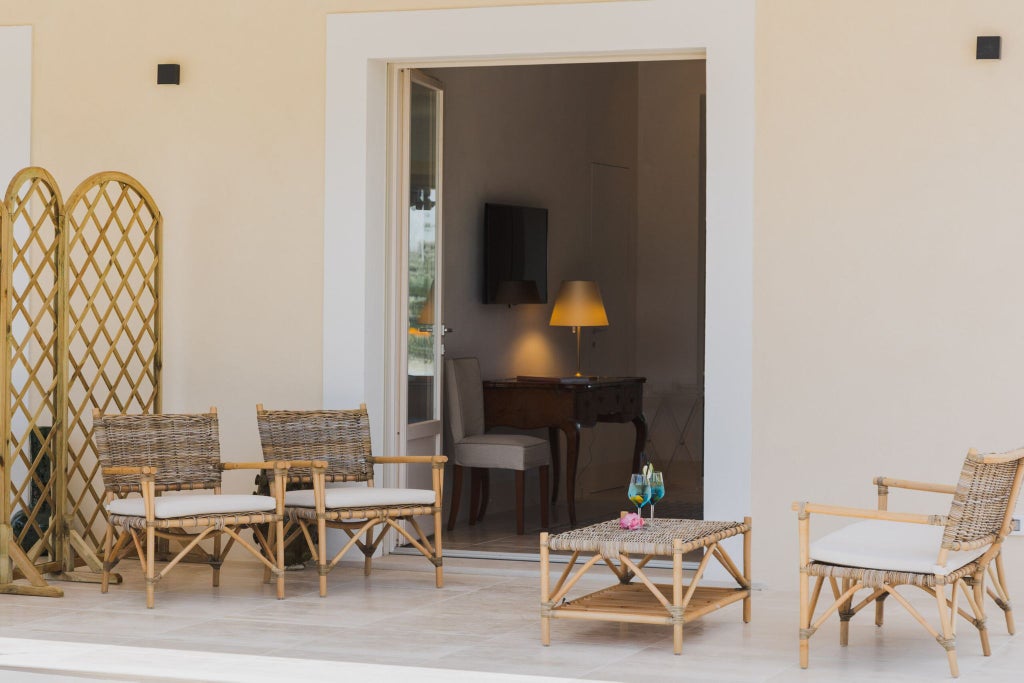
[
  {"xmin": 795, "ymin": 447, "xmax": 1024, "ymax": 678},
  {"xmin": 256, "ymin": 404, "xmax": 447, "ymax": 597},
  {"xmin": 874, "ymin": 475, "xmax": 1015, "ymax": 635},
  {"xmin": 96, "ymin": 408, "xmax": 290, "ymax": 608}
]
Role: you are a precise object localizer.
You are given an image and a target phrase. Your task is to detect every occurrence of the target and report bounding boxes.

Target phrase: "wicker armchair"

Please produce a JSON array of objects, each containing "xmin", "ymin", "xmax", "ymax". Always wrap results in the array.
[
  {"xmin": 873, "ymin": 475, "xmax": 1016, "ymax": 635},
  {"xmin": 795, "ymin": 447, "xmax": 1024, "ymax": 678},
  {"xmin": 95, "ymin": 408, "xmax": 290, "ymax": 608},
  {"xmin": 256, "ymin": 404, "xmax": 447, "ymax": 597}
]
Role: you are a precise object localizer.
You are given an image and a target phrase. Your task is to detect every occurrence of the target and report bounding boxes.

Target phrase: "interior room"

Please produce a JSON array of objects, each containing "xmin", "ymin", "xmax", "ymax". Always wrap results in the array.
[{"xmin": 421, "ymin": 59, "xmax": 708, "ymax": 553}]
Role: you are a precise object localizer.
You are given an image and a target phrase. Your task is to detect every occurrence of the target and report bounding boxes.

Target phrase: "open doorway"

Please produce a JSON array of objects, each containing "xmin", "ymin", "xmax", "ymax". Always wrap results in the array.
[{"xmin": 402, "ymin": 59, "xmax": 706, "ymax": 555}]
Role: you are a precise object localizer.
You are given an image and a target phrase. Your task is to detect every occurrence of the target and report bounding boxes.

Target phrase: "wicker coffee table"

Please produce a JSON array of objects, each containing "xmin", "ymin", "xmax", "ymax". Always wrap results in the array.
[{"xmin": 540, "ymin": 516, "xmax": 752, "ymax": 654}]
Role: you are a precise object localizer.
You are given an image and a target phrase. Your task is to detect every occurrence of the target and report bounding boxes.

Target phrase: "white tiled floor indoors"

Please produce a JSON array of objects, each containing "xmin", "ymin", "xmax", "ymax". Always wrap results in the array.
[{"xmin": 1, "ymin": 549, "xmax": 1022, "ymax": 682}]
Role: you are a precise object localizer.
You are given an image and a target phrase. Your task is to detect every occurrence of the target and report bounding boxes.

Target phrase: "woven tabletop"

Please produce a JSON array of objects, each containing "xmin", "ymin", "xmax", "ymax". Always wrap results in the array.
[{"xmin": 548, "ymin": 518, "xmax": 749, "ymax": 556}]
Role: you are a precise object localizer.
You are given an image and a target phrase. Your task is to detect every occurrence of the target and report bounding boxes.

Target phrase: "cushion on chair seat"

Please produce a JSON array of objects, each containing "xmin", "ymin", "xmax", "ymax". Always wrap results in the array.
[
  {"xmin": 454, "ymin": 433, "xmax": 550, "ymax": 470},
  {"xmin": 809, "ymin": 520, "xmax": 987, "ymax": 576},
  {"xmin": 284, "ymin": 486, "xmax": 436, "ymax": 509},
  {"xmin": 106, "ymin": 494, "xmax": 277, "ymax": 519}
]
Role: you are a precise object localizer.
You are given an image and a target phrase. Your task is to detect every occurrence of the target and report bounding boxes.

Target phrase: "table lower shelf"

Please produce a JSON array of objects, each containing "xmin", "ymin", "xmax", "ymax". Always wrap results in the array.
[{"xmin": 552, "ymin": 582, "xmax": 749, "ymax": 625}]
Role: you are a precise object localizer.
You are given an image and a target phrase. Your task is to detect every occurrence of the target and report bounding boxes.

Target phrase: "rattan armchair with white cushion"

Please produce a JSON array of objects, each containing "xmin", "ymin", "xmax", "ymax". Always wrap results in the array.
[
  {"xmin": 794, "ymin": 446, "xmax": 1024, "ymax": 678},
  {"xmin": 255, "ymin": 404, "xmax": 446, "ymax": 597},
  {"xmin": 95, "ymin": 408, "xmax": 290, "ymax": 608},
  {"xmin": 873, "ymin": 474, "xmax": 1016, "ymax": 635}
]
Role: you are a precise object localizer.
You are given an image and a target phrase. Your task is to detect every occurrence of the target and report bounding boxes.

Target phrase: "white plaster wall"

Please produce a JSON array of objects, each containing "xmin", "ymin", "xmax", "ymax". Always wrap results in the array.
[
  {"xmin": 0, "ymin": 26, "xmax": 31, "ymax": 182},
  {"xmin": 755, "ymin": 0, "xmax": 1024, "ymax": 588}
]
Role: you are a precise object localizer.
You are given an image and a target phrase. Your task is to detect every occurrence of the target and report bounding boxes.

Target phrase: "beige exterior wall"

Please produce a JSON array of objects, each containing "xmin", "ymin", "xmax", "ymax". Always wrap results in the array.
[
  {"xmin": 3, "ymin": 0, "xmax": 1023, "ymax": 584},
  {"xmin": 754, "ymin": 0, "xmax": 1024, "ymax": 587}
]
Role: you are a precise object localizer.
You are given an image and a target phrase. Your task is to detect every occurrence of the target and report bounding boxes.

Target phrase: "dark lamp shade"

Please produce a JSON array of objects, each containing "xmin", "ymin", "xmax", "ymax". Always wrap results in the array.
[
  {"xmin": 549, "ymin": 280, "xmax": 608, "ymax": 327},
  {"xmin": 494, "ymin": 279, "xmax": 542, "ymax": 305}
]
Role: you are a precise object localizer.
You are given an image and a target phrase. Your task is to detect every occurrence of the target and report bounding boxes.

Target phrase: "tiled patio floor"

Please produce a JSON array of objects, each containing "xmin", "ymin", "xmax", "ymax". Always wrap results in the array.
[{"xmin": 0, "ymin": 552, "xmax": 1021, "ymax": 682}]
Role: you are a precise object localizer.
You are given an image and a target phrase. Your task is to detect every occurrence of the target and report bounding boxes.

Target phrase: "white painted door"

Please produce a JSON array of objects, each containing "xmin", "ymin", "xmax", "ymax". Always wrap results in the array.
[{"xmin": 394, "ymin": 69, "xmax": 445, "ymax": 542}]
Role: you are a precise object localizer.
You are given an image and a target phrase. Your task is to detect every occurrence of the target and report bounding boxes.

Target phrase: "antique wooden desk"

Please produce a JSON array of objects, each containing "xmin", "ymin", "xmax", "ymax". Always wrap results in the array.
[{"xmin": 482, "ymin": 376, "xmax": 646, "ymax": 526}]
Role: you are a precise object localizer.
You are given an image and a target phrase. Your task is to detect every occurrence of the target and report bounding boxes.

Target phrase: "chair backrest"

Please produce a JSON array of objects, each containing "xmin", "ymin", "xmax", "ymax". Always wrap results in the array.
[
  {"xmin": 94, "ymin": 411, "xmax": 222, "ymax": 495},
  {"xmin": 941, "ymin": 446, "xmax": 1024, "ymax": 552},
  {"xmin": 445, "ymin": 357, "xmax": 485, "ymax": 442},
  {"xmin": 256, "ymin": 406, "xmax": 374, "ymax": 483}
]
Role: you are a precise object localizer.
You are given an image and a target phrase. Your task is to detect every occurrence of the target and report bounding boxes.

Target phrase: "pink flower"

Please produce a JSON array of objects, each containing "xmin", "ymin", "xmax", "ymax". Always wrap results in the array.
[{"xmin": 620, "ymin": 512, "xmax": 645, "ymax": 530}]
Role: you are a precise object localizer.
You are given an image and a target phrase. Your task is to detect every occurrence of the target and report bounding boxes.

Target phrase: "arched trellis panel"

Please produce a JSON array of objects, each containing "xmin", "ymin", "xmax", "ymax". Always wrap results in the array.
[
  {"xmin": 0, "ymin": 168, "xmax": 161, "ymax": 598},
  {"xmin": 64, "ymin": 172, "xmax": 162, "ymax": 559},
  {"xmin": 0, "ymin": 168, "xmax": 65, "ymax": 597}
]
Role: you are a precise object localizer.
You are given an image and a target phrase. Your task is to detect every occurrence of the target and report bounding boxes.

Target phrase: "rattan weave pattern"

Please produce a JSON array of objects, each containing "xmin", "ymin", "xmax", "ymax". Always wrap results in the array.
[
  {"xmin": 942, "ymin": 453, "xmax": 1022, "ymax": 550},
  {"xmin": 289, "ymin": 504, "xmax": 437, "ymax": 521},
  {"xmin": 94, "ymin": 413, "xmax": 221, "ymax": 494},
  {"xmin": 548, "ymin": 518, "xmax": 748, "ymax": 556},
  {"xmin": 108, "ymin": 511, "xmax": 281, "ymax": 530},
  {"xmin": 256, "ymin": 408, "xmax": 374, "ymax": 482},
  {"xmin": 806, "ymin": 560, "xmax": 979, "ymax": 588}
]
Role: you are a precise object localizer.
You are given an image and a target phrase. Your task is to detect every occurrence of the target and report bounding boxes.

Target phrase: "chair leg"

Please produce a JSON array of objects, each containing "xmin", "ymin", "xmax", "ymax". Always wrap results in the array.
[
  {"xmin": 874, "ymin": 592, "xmax": 887, "ymax": 626},
  {"xmin": 515, "ymin": 471, "xmax": 525, "ymax": 535},
  {"xmin": 469, "ymin": 469, "xmax": 481, "ymax": 526},
  {"xmin": 970, "ymin": 575, "xmax": 991, "ymax": 656},
  {"xmin": 995, "ymin": 551, "xmax": 1015, "ymax": 634},
  {"xmin": 363, "ymin": 525, "xmax": 373, "ymax": 577},
  {"xmin": 433, "ymin": 505, "xmax": 444, "ymax": 589},
  {"xmin": 145, "ymin": 526, "xmax": 156, "ymax": 609},
  {"xmin": 317, "ymin": 517, "xmax": 328, "ymax": 598},
  {"xmin": 478, "ymin": 470, "xmax": 490, "ymax": 521},
  {"xmin": 101, "ymin": 522, "xmax": 114, "ymax": 594},
  {"xmin": 213, "ymin": 533, "xmax": 222, "ymax": 587},
  {"xmin": 799, "ymin": 568, "xmax": 810, "ymax": 669},
  {"xmin": 935, "ymin": 585, "xmax": 959, "ymax": 678},
  {"xmin": 539, "ymin": 465, "xmax": 550, "ymax": 530},
  {"xmin": 447, "ymin": 464, "xmax": 463, "ymax": 531},
  {"xmin": 275, "ymin": 518, "xmax": 285, "ymax": 599},
  {"xmin": 839, "ymin": 578, "xmax": 853, "ymax": 646}
]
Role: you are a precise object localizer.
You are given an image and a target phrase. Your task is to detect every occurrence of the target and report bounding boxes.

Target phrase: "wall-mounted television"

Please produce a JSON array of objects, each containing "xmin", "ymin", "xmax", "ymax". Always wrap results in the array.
[{"xmin": 483, "ymin": 203, "xmax": 548, "ymax": 304}]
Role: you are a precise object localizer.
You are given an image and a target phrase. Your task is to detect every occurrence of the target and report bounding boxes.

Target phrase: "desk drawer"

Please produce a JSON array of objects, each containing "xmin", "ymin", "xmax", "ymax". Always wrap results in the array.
[{"xmin": 574, "ymin": 383, "xmax": 643, "ymax": 423}]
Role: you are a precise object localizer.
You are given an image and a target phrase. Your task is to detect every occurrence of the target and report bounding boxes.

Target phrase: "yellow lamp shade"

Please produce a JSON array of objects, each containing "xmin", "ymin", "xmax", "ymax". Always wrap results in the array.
[{"xmin": 549, "ymin": 280, "xmax": 608, "ymax": 327}]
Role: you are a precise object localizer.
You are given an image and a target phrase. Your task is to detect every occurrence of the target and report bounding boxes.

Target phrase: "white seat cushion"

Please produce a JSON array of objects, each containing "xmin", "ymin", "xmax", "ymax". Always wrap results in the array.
[
  {"xmin": 105, "ymin": 494, "xmax": 277, "ymax": 519},
  {"xmin": 454, "ymin": 433, "xmax": 550, "ymax": 470},
  {"xmin": 810, "ymin": 520, "xmax": 987, "ymax": 576},
  {"xmin": 284, "ymin": 487, "xmax": 436, "ymax": 509}
]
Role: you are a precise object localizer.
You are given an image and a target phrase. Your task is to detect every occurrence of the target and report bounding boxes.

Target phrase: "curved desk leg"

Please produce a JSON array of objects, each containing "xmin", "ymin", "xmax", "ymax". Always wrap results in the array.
[
  {"xmin": 562, "ymin": 422, "xmax": 581, "ymax": 527},
  {"xmin": 547, "ymin": 427, "xmax": 561, "ymax": 503},
  {"xmin": 631, "ymin": 414, "xmax": 649, "ymax": 474}
]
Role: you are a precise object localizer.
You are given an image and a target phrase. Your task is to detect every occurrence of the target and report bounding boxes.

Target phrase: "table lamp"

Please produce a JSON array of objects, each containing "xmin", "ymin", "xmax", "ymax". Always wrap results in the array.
[{"xmin": 549, "ymin": 280, "xmax": 608, "ymax": 377}]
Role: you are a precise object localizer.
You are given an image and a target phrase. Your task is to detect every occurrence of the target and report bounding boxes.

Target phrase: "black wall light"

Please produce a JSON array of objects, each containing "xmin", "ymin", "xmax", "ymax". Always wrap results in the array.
[
  {"xmin": 157, "ymin": 63, "xmax": 181, "ymax": 85},
  {"xmin": 977, "ymin": 36, "xmax": 1001, "ymax": 60}
]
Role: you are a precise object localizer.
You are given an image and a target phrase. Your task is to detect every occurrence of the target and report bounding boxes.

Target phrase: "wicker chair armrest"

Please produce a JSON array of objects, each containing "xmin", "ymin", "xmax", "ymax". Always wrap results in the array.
[
  {"xmin": 873, "ymin": 476, "xmax": 956, "ymax": 495},
  {"xmin": 371, "ymin": 455, "xmax": 448, "ymax": 466},
  {"xmin": 102, "ymin": 465, "xmax": 157, "ymax": 477},
  {"xmin": 793, "ymin": 501, "xmax": 947, "ymax": 526}
]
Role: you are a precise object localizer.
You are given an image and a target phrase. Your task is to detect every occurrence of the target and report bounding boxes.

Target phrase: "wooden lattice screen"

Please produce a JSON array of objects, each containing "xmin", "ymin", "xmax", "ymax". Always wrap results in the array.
[
  {"xmin": 64, "ymin": 172, "xmax": 161, "ymax": 554},
  {"xmin": 0, "ymin": 169, "xmax": 66, "ymax": 596},
  {"xmin": 0, "ymin": 168, "xmax": 160, "ymax": 598}
]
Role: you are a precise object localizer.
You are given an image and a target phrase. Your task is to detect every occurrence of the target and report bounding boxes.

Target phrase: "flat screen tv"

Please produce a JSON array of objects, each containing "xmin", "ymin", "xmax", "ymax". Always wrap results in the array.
[{"xmin": 483, "ymin": 203, "xmax": 548, "ymax": 304}]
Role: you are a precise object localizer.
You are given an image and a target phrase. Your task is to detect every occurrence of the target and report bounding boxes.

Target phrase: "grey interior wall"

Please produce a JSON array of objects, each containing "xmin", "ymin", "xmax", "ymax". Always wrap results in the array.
[{"xmin": 434, "ymin": 60, "xmax": 703, "ymax": 520}]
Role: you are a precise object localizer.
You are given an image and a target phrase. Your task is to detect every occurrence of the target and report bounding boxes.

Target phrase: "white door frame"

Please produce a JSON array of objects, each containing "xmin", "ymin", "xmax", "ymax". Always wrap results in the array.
[{"xmin": 324, "ymin": 1, "xmax": 755, "ymax": 571}]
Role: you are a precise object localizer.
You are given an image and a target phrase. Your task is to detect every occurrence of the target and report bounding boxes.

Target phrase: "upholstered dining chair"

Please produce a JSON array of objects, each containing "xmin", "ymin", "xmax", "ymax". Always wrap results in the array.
[
  {"xmin": 444, "ymin": 357, "xmax": 550, "ymax": 535},
  {"xmin": 256, "ymin": 404, "xmax": 446, "ymax": 596},
  {"xmin": 95, "ymin": 408, "xmax": 289, "ymax": 608},
  {"xmin": 873, "ymin": 474, "xmax": 1016, "ymax": 635},
  {"xmin": 794, "ymin": 446, "xmax": 1024, "ymax": 678}
]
